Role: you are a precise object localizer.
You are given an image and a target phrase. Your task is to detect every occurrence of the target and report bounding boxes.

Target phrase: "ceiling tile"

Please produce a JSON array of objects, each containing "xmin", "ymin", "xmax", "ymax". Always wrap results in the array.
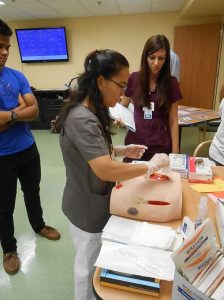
[
  {"xmin": 152, "ymin": 0, "xmax": 185, "ymax": 12},
  {"xmin": 39, "ymin": 0, "xmax": 92, "ymax": 17},
  {"xmin": 0, "ymin": 5, "xmax": 34, "ymax": 21},
  {"xmin": 117, "ymin": 0, "xmax": 151, "ymax": 5},
  {"xmin": 40, "ymin": 0, "xmax": 82, "ymax": 5},
  {"xmin": 1, "ymin": 0, "xmax": 223, "ymax": 21},
  {"xmin": 79, "ymin": 0, "xmax": 121, "ymax": 16},
  {"xmin": 10, "ymin": 2, "xmax": 64, "ymax": 18},
  {"xmin": 119, "ymin": 3, "xmax": 152, "ymax": 14},
  {"xmin": 3, "ymin": 0, "xmax": 37, "ymax": 3}
]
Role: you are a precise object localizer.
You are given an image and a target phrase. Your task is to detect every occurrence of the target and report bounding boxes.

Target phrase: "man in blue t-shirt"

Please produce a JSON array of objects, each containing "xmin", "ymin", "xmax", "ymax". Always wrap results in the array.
[{"xmin": 0, "ymin": 19, "xmax": 60, "ymax": 275}]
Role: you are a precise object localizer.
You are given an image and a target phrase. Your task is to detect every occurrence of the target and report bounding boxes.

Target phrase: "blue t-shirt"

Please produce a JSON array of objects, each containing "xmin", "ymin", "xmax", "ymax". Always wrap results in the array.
[{"xmin": 0, "ymin": 67, "xmax": 35, "ymax": 156}]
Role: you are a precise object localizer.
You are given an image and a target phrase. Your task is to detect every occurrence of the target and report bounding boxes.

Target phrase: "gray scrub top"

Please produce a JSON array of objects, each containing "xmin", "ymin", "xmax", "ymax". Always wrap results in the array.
[{"xmin": 59, "ymin": 105, "xmax": 113, "ymax": 233}]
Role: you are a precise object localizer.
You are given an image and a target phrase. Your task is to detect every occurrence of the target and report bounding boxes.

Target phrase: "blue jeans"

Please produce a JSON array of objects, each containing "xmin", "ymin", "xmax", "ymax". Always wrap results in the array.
[{"xmin": 0, "ymin": 143, "xmax": 45, "ymax": 253}]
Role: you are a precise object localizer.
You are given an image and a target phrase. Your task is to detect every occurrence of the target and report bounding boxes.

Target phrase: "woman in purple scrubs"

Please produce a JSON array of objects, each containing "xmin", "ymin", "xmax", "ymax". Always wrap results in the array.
[{"xmin": 120, "ymin": 35, "xmax": 182, "ymax": 162}]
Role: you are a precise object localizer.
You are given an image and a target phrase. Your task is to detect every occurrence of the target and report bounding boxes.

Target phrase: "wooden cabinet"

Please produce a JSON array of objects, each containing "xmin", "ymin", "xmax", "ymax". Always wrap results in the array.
[{"xmin": 29, "ymin": 89, "xmax": 69, "ymax": 129}]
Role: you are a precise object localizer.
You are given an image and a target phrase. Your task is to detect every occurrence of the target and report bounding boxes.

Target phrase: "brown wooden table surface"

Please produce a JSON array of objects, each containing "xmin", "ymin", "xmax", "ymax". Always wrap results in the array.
[{"xmin": 178, "ymin": 105, "xmax": 220, "ymax": 127}]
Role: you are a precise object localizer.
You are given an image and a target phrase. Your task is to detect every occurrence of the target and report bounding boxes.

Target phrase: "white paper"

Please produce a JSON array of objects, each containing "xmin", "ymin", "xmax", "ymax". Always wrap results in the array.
[
  {"xmin": 102, "ymin": 215, "xmax": 176, "ymax": 250},
  {"xmin": 178, "ymin": 111, "xmax": 190, "ymax": 115},
  {"xmin": 95, "ymin": 241, "xmax": 175, "ymax": 281},
  {"xmin": 109, "ymin": 103, "xmax": 136, "ymax": 132},
  {"xmin": 133, "ymin": 221, "xmax": 175, "ymax": 250},
  {"xmin": 102, "ymin": 215, "xmax": 140, "ymax": 244}
]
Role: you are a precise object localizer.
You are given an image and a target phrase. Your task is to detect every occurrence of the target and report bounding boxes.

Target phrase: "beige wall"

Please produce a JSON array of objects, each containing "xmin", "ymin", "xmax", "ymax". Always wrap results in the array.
[{"xmin": 7, "ymin": 12, "xmax": 222, "ymax": 90}]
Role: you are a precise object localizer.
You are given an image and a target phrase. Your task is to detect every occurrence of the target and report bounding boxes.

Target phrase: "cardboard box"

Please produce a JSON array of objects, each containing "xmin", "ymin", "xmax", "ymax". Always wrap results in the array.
[
  {"xmin": 171, "ymin": 219, "xmax": 222, "ymax": 300},
  {"xmin": 188, "ymin": 157, "xmax": 212, "ymax": 183},
  {"xmin": 172, "ymin": 270, "xmax": 210, "ymax": 300}
]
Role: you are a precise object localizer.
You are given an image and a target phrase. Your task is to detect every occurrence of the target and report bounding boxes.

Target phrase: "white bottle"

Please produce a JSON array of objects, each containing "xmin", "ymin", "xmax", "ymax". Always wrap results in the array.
[{"xmin": 194, "ymin": 196, "xmax": 208, "ymax": 229}]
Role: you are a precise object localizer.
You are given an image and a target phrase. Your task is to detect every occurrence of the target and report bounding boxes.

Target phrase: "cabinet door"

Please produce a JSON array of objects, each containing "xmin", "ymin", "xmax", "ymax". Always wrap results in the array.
[{"xmin": 174, "ymin": 23, "xmax": 221, "ymax": 109}]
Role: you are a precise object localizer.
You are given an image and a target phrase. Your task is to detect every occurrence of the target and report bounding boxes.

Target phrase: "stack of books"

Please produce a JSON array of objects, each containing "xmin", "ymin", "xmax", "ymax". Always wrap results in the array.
[
  {"xmin": 100, "ymin": 268, "xmax": 160, "ymax": 296},
  {"xmin": 169, "ymin": 154, "xmax": 188, "ymax": 178}
]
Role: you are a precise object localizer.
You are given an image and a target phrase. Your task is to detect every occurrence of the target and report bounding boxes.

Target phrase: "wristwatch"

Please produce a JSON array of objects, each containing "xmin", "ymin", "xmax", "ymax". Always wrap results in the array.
[{"xmin": 11, "ymin": 111, "xmax": 18, "ymax": 123}]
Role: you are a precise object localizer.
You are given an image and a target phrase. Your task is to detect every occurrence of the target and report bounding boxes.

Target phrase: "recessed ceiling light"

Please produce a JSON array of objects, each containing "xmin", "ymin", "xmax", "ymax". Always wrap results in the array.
[{"xmin": 0, "ymin": 1, "xmax": 6, "ymax": 5}]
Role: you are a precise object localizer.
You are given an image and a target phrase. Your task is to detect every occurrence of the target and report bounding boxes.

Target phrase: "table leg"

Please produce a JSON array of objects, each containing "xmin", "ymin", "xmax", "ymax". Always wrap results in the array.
[{"xmin": 179, "ymin": 125, "xmax": 182, "ymax": 152}]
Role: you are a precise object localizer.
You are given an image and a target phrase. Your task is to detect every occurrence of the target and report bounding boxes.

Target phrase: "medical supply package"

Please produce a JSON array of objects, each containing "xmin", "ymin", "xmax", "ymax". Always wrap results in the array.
[
  {"xmin": 169, "ymin": 153, "xmax": 189, "ymax": 178},
  {"xmin": 172, "ymin": 218, "xmax": 224, "ymax": 300},
  {"xmin": 188, "ymin": 157, "xmax": 213, "ymax": 183}
]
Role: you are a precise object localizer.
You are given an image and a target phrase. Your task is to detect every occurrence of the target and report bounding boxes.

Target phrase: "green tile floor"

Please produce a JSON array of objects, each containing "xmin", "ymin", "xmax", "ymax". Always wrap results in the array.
[{"xmin": 0, "ymin": 126, "xmax": 215, "ymax": 300}]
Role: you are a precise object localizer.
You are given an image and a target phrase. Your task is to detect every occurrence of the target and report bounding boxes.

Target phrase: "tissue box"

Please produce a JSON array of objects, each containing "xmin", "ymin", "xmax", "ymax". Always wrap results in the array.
[
  {"xmin": 188, "ymin": 157, "xmax": 212, "ymax": 183},
  {"xmin": 172, "ymin": 270, "xmax": 210, "ymax": 300}
]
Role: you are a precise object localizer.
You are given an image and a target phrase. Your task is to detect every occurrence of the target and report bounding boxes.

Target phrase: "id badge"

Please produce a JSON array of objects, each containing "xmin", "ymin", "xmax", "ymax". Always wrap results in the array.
[
  {"xmin": 143, "ymin": 108, "xmax": 152, "ymax": 119},
  {"xmin": 143, "ymin": 104, "xmax": 154, "ymax": 119}
]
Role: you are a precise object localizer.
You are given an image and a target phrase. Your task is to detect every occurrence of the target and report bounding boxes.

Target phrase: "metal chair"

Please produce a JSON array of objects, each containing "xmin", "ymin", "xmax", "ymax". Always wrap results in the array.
[{"xmin": 193, "ymin": 140, "xmax": 212, "ymax": 157}]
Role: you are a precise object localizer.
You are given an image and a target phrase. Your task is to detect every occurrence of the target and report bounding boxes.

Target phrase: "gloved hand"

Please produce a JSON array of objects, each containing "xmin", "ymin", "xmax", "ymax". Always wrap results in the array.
[
  {"xmin": 113, "ymin": 118, "xmax": 125, "ymax": 127},
  {"xmin": 115, "ymin": 144, "xmax": 148, "ymax": 159},
  {"xmin": 144, "ymin": 153, "xmax": 170, "ymax": 178}
]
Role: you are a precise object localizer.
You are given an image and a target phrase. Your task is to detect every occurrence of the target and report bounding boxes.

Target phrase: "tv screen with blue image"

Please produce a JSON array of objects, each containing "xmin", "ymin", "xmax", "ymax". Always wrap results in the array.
[{"xmin": 15, "ymin": 27, "xmax": 69, "ymax": 63}]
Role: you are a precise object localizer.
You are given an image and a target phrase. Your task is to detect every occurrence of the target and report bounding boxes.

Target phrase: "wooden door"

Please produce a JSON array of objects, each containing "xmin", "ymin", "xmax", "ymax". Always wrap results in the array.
[{"xmin": 174, "ymin": 24, "xmax": 221, "ymax": 109}]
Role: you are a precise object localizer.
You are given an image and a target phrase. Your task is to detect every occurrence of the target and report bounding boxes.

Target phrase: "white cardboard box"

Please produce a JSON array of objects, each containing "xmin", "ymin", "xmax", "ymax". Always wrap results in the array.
[
  {"xmin": 169, "ymin": 153, "xmax": 188, "ymax": 178},
  {"xmin": 172, "ymin": 270, "xmax": 210, "ymax": 300},
  {"xmin": 188, "ymin": 157, "xmax": 212, "ymax": 183}
]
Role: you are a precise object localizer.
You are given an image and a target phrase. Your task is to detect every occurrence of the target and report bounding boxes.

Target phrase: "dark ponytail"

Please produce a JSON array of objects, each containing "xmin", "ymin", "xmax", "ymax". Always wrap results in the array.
[{"xmin": 56, "ymin": 49, "xmax": 129, "ymax": 141}]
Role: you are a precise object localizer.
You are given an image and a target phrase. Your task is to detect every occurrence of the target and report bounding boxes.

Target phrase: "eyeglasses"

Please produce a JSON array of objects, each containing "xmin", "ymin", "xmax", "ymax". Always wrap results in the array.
[{"xmin": 108, "ymin": 79, "xmax": 127, "ymax": 90}]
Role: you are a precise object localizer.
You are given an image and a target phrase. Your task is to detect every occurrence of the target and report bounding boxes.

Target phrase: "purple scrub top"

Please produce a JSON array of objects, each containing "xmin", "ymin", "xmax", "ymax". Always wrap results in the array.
[{"xmin": 124, "ymin": 71, "xmax": 182, "ymax": 161}]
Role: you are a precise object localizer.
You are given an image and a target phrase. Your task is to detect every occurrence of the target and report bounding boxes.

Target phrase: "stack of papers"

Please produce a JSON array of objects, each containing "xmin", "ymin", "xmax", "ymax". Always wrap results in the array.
[
  {"xmin": 95, "ymin": 241, "xmax": 175, "ymax": 281},
  {"xmin": 102, "ymin": 215, "xmax": 179, "ymax": 251},
  {"xmin": 95, "ymin": 216, "xmax": 182, "ymax": 282}
]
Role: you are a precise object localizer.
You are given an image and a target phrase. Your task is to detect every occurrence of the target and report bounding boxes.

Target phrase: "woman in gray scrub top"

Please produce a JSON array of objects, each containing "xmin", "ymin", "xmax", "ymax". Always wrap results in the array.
[{"xmin": 56, "ymin": 49, "xmax": 170, "ymax": 300}]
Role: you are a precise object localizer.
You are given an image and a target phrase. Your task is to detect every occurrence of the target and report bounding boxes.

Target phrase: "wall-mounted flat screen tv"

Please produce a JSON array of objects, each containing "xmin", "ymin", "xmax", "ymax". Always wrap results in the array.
[{"xmin": 15, "ymin": 27, "xmax": 69, "ymax": 63}]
